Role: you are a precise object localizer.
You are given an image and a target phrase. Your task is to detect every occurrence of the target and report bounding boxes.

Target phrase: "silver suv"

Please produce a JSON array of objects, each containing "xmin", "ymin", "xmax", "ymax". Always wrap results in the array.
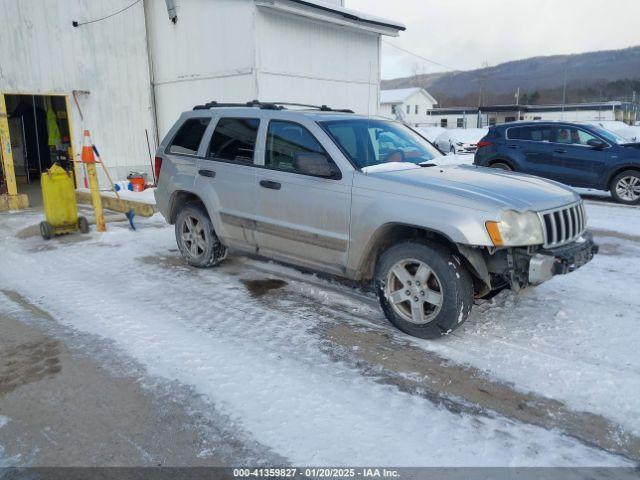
[{"xmin": 154, "ymin": 101, "xmax": 598, "ymax": 339}]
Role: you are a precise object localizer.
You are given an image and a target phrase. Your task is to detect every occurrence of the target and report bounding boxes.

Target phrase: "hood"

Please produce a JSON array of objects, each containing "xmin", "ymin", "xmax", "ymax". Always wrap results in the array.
[
  {"xmin": 362, "ymin": 164, "xmax": 579, "ymax": 212},
  {"xmin": 620, "ymin": 142, "xmax": 640, "ymax": 150}
]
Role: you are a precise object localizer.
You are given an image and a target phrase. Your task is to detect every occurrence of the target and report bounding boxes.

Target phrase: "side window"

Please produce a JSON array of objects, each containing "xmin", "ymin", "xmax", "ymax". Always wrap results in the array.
[
  {"xmin": 562, "ymin": 127, "xmax": 598, "ymax": 146},
  {"xmin": 265, "ymin": 121, "xmax": 333, "ymax": 175},
  {"xmin": 510, "ymin": 126, "xmax": 553, "ymax": 141},
  {"xmin": 208, "ymin": 118, "xmax": 259, "ymax": 164},
  {"xmin": 168, "ymin": 118, "xmax": 210, "ymax": 155},
  {"xmin": 507, "ymin": 127, "xmax": 524, "ymax": 140}
]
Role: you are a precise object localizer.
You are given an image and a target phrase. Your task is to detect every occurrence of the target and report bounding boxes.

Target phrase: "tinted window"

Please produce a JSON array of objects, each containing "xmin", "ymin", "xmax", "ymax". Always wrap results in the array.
[
  {"xmin": 168, "ymin": 118, "xmax": 210, "ymax": 155},
  {"xmin": 265, "ymin": 121, "xmax": 329, "ymax": 174},
  {"xmin": 208, "ymin": 118, "xmax": 259, "ymax": 164},
  {"xmin": 508, "ymin": 126, "xmax": 553, "ymax": 141},
  {"xmin": 323, "ymin": 119, "xmax": 440, "ymax": 169}
]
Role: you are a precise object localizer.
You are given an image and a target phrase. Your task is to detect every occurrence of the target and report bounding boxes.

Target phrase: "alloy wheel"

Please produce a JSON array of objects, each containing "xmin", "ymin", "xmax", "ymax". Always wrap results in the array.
[
  {"xmin": 615, "ymin": 176, "xmax": 640, "ymax": 202},
  {"xmin": 181, "ymin": 215, "xmax": 207, "ymax": 258},
  {"xmin": 385, "ymin": 258, "xmax": 443, "ymax": 324}
]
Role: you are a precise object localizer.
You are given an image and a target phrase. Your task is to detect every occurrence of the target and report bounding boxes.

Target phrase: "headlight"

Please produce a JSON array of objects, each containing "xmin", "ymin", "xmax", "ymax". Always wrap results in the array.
[{"xmin": 485, "ymin": 210, "xmax": 544, "ymax": 246}]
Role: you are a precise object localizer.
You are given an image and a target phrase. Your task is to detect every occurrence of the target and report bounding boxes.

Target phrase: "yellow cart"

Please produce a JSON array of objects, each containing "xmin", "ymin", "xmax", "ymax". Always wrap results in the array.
[{"xmin": 40, "ymin": 163, "xmax": 89, "ymax": 239}]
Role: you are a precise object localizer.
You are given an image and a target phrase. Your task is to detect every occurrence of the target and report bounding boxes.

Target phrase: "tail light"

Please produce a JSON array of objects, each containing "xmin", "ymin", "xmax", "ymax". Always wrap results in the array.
[
  {"xmin": 154, "ymin": 156, "xmax": 163, "ymax": 184},
  {"xmin": 476, "ymin": 140, "xmax": 492, "ymax": 149}
]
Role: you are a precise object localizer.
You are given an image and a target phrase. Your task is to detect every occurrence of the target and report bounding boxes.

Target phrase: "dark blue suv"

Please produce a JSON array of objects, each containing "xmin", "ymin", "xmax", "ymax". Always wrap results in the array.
[{"xmin": 474, "ymin": 122, "xmax": 640, "ymax": 204}]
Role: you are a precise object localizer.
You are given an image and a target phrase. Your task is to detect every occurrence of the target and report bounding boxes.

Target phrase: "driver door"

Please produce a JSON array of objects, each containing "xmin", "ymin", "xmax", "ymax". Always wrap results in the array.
[{"xmin": 253, "ymin": 120, "xmax": 353, "ymax": 274}]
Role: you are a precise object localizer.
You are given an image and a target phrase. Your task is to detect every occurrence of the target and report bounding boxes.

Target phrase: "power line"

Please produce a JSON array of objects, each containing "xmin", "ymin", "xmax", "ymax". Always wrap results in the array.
[
  {"xmin": 382, "ymin": 40, "xmax": 461, "ymax": 72},
  {"xmin": 72, "ymin": 0, "xmax": 143, "ymax": 28}
]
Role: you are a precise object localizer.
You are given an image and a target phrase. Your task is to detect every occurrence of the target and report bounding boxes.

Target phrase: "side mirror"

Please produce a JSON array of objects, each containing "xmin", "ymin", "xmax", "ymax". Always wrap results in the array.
[
  {"xmin": 293, "ymin": 152, "xmax": 340, "ymax": 178},
  {"xmin": 587, "ymin": 138, "xmax": 606, "ymax": 149}
]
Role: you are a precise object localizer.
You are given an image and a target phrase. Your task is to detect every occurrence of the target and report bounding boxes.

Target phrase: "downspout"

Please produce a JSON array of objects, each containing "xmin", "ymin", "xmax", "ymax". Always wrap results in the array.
[{"xmin": 142, "ymin": 0, "xmax": 160, "ymax": 149}]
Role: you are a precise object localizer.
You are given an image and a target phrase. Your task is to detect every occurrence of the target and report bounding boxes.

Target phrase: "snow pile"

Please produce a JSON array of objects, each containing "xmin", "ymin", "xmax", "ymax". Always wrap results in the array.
[
  {"xmin": 417, "ymin": 126, "xmax": 446, "ymax": 142},
  {"xmin": 76, "ymin": 187, "xmax": 156, "ymax": 205}
]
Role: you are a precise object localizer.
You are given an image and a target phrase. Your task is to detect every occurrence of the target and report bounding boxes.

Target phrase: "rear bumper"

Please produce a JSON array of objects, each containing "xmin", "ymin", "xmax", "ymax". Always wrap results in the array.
[{"xmin": 528, "ymin": 232, "xmax": 598, "ymax": 284}]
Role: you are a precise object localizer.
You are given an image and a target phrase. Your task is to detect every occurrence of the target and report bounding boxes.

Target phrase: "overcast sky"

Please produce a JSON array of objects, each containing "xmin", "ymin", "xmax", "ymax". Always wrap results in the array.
[{"xmin": 347, "ymin": 0, "xmax": 640, "ymax": 79}]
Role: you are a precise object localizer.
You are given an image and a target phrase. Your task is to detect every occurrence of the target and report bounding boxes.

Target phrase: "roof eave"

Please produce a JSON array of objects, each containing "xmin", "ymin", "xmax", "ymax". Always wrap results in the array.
[{"xmin": 255, "ymin": 0, "xmax": 405, "ymax": 36}]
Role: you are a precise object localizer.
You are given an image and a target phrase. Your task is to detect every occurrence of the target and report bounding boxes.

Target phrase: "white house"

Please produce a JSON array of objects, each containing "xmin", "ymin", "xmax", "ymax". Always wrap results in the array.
[
  {"xmin": 379, "ymin": 87, "xmax": 437, "ymax": 126},
  {"xmin": 0, "ymin": 0, "xmax": 404, "ymax": 203}
]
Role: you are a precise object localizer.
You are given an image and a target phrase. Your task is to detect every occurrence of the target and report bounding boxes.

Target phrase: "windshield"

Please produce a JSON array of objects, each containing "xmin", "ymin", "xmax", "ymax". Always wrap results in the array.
[
  {"xmin": 591, "ymin": 126, "xmax": 628, "ymax": 145},
  {"xmin": 321, "ymin": 119, "xmax": 442, "ymax": 169}
]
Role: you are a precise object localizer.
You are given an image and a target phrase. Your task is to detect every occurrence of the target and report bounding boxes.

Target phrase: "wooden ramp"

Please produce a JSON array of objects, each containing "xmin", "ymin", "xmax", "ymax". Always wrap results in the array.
[{"xmin": 75, "ymin": 191, "xmax": 156, "ymax": 217}]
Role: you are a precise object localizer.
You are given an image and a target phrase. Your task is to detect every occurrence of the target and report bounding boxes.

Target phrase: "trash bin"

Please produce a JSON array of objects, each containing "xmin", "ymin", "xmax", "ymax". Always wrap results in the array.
[{"xmin": 40, "ymin": 163, "xmax": 89, "ymax": 240}]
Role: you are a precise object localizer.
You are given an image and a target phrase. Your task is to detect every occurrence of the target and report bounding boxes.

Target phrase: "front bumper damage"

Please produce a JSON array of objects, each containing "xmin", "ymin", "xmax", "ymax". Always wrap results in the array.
[
  {"xmin": 487, "ymin": 232, "xmax": 599, "ymax": 291},
  {"xmin": 528, "ymin": 232, "xmax": 599, "ymax": 284}
]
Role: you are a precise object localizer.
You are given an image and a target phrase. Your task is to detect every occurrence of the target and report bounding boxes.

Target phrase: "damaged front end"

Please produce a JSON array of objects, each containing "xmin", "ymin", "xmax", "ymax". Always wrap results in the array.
[{"xmin": 485, "ymin": 232, "xmax": 599, "ymax": 292}]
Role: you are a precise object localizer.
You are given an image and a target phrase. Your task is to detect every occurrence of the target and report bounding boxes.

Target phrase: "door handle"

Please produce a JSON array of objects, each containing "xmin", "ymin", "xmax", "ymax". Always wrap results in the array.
[
  {"xmin": 506, "ymin": 144, "xmax": 519, "ymax": 149},
  {"xmin": 554, "ymin": 149, "xmax": 567, "ymax": 154},
  {"xmin": 198, "ymin": 169, "xmax": 216, "ymax": 178},
  {"xmin": 260, "ymin": 180, "xmax": 281, "ymax": 190}
]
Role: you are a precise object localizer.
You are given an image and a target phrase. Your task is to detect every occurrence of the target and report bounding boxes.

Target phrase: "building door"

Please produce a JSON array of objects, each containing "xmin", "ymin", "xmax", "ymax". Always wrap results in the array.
[{"xmin": 1, "ymin": 94, "xmax": 74, "ymax": 206}]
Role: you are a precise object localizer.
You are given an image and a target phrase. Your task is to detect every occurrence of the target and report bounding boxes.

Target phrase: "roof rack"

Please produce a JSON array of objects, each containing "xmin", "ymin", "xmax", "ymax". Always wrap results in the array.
[{"xmin": 193, "ymin": 100, "xmax": 354, "ymax": 113}]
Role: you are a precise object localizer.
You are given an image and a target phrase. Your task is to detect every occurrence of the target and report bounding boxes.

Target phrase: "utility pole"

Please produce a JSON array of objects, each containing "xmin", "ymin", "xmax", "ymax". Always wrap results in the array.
[{"xmin": 561, "ymin": 64, "xmax": 568, "ymax": 120}]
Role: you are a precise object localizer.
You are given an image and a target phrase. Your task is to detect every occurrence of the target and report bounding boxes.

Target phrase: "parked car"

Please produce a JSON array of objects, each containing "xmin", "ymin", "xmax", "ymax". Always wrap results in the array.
[
  {"xmin": 155, "ymin": 102, "xmax": 597, "ymax": 339},
  {"xmin": 474, "ymin": 121, "xmax": 640, "ymax": 204},
  {"xmin": 435, "ymin": 128, "xmax": 488, "ymax": 154}
]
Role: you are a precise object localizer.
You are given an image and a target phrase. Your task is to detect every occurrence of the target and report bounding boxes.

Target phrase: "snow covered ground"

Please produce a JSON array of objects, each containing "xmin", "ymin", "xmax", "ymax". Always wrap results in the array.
[{"xmin": 0, "ymin": 201, "xmax": 639, "ymax": 467}]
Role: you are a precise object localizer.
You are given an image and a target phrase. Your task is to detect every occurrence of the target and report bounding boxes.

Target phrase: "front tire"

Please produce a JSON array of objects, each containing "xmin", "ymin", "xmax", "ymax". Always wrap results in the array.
[
  {"xmin": 610, "ymin": 170, "xmax": 640, "ymax": 205},
  {"xmin": 375, "ymin": 242, "xmax": 474, "ymax": 339},
  {"xmin": 175, "ymin": 203, "xmax": 227, "ymax": 268}
]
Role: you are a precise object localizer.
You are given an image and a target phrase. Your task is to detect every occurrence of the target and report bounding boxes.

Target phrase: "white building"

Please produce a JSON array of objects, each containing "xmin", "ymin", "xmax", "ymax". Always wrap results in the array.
[
  {"xmin": 0, "ymin": 0, "xmax": 403, "ymax": 201},
  {"xmin": 425, "ymin": 101, "xmax": 639, "ymax": 129},
  {"xmin": 379, "ymin": 87, "xmax": 437, "ymax": 126}
]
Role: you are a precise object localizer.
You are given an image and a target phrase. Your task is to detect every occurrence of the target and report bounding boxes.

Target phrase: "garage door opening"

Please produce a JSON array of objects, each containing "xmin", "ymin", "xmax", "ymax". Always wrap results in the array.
[{"xmin": 0, "ymin": 94, "xmax": 74, "ymax": 207}]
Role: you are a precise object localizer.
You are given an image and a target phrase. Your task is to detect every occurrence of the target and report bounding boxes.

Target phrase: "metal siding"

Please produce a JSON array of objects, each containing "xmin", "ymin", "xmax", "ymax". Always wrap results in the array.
[
  {"xmin": 144, "ymin": 0, "xmax": 258, "ymax": 137},
  {"xmin": 0, "ymin": 0, "xmax": 156, "ymax": 184},
  {"xmin": 256, "ymin": 8, "xmax": 380, "ymax": 114}
]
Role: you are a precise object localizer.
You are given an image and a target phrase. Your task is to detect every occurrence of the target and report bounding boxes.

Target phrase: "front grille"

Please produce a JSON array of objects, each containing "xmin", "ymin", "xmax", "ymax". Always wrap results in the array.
[{"xmin": 539, "ymin": 202, "xmax": 587, "ymax": 248}]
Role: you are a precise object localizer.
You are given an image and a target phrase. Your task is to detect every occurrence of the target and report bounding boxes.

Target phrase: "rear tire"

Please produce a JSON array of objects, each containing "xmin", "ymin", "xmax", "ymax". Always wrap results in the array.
[
  {"xmin": 490, "ymin": 162, "xmax": 513, "ymax": 171},
  {"xmin": 175, "ymin": 203, "xmax": 227, "ymax": 268},
  {"xmin": 610, "ymin": 170, "xmax": 640, "ymax": 205},
  {"xmin": 375, "ymin": 242, "xmax": 474, "ymax": 339}
]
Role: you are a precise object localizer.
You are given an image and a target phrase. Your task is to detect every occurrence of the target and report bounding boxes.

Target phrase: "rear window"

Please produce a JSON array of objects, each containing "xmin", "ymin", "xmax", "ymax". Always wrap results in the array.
[
  {"xmin": 508, "ymin": 125, "xmax": 553, "ymax": 142},
  {"xmin": 168, "ymin": 118, "xmax": 210, "ymax": 155},
  {"xmin": 208, "ymin": 118, "xmax": 259, "ymax": 165}
]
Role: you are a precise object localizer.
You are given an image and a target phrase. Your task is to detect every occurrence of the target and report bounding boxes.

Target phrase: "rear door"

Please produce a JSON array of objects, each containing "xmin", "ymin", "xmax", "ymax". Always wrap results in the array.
[
  {"xmin": 551, "ymin": 126, "xmax": 609, "ymax": 187},
  {"xmin": 253, "ymin": 119, "xmax": 352, "ymax": 274},
  {"xmin": 507, "ymin": 124, "xmax": 560, "ymax": 180},
  {"xmin": 194, "ymin": 116, "xmax": 261, "ymax": 249}
]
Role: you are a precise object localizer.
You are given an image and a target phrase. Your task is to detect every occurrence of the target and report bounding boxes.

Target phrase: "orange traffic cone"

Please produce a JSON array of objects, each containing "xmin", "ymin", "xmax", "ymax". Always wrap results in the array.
[
  {"xmin": 81, "ymin": 130, "xmax": 96, "ymax": 163},
  {"xmin": 81, "ymin": 129, "xmax": 105, "ymax": 232}
]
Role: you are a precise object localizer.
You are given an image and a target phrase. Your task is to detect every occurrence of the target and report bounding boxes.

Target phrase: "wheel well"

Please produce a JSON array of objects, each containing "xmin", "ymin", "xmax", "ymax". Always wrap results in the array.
[
  {"xmin": 605, "ymin": 166, "xmax": 640, "ymax": 190},
  {"xmin": 358, "ymin": 223, "xmax": 490, "ymax": 296},
  {"xmin": 359, "ymin": 224, "xmax": 456, "ymax": 279},
  {"xmin": 168, "ymin": 191, "xmax": 204, "ymax": 224},
  {"xmin": 488, "ymin": 159, "xmax": 514, "ymax": 169}
]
